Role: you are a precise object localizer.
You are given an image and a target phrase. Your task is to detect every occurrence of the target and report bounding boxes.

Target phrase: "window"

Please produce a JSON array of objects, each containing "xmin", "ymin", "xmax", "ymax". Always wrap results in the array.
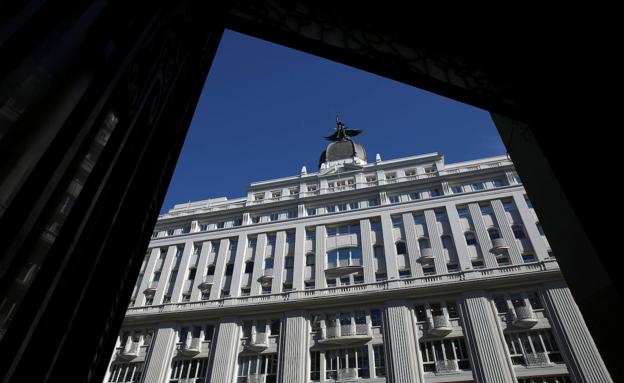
[
  {"xmin": 488, "ymin": 227, "xmax": 501, "ymax": 240},
  {"xmin": 151, "ymin": 231, "xmax": 158, "ymax": 238},
  {"xmin": 405, "ymin": 168, "xmax": 417, "ymax": 177},
  {"xmin": 325, "ymin": 347, "xmax": 370, "ymax": 379},
  {"xmin": 264, "ymin": 258, "xmax": 274, "ymax": 270},
  {"xmin": 388, "ymin": 195, "xmax": 400, "ymax": 204},
  {"xmin": 373, "ymin": 345, "xmax": 386, "ymax": 377},
  {"xmin": 447, "ymin": 263, "xmax": 460, "ymax": 272},
  {"xmin": 409, "ymin": 192, "xmax": 420, "ymax": 200},
  {"xmin": 326, "ymin": 205, "xmax": 336, "ymax": 213},
  {"xmin": 368, "ymin": 198, "xmax": 380, "ymax": 207},
  {"xmin": 472, "ymin": 182, "xmax": 485, "ymax": 190},
  {"xmin": 370, "ymin": 221, "xmax": 382, "ymax": 231},
  {"xmin": 493, "ymin": 179, "xmax": 506, "ymax": 187},
  {"xmin": 385, "ymin": 172, "xmax": 397, "ymax": 181},
  {"xmin": 338, "ymin": 203, "xmax": 347, "ymax": 211},
  {"xmin": 145, "ymin": 297, "xmax": 153, "ymax": 306},
  {"xmin": 422, "ymin": 266, "xmax": 436, "ymax": 275},
  {"xmin": 471, "ymin": 259, "xmax": 484, "ymax": 269},
  {"xmin": 457, "ymin": 207, "xmax": 469, "ymax": 219},
  {"xmin": 107, "ymin": 362, "xmax": 144, "ymax": 383},
  {"xmin": 365, "ymin": 175, "xmax": 377, "ymax": 183},
  {"xmin": 283, "ymin": 283, "xmax": 293, "ymax": 291},
  {"xmin": 269, "ymin": 213, "xmax": 278, "ymax": 221},
  {"xmin": 536, "ymin": 222, "xmax": 545, "ymax": 236},
  {"xmin": 517, "ymin": 377, "xmax": 571, "ymax": 383},
  {"xmin": 225, "ymin": 264, "xmax": 234, "ymax": 276},
  {"xmin": 252, "ymin": 216, "xmax": 260, "ymax": 224},
  {"xmin": 288, "ymin": 186, "xmax": 299, "ymax": 195},
  {"xmin": 430, "ymin": 189, "xmax": 441, "ymax": 197},
  {"xmin": 307, "ymin": 184, "xmax": 318, "ymax": 192},
  {"xmin": 326, "ymin": 223, "xmax": 360, "ymax": 237},
  {"xmin": 206, "ymin": 265, "xmax": 216, "ymax": 275},
  {"xmin": 435, "ymin": 211, "xmax": 446, "ymax": 220},
  {"xmin": 512, "ymin": 225, "xmax": 526, "ymax": 239},
  {"xmin": 375, "ymin": 272, "xmax": 387, "ymax": 281},
  {"xmin": 418, "ymin": 238, "xmax": 431, "ymax": 250},
  {"xmin": 221, "ymin": 289, "xmax": 230, "ymax": 298},
  {"xmin": 420, "ymin": 338, "xmax": 470, "ymax": 373},
  {"xmin": 395, "ymin": 241, "xmax": 407, "ymax": 255},
  {"xmin": 451, "ymin": 185, "xmax": 463, "ymax": 193},
  {"xmin": 237, "ymin": 354, "xmax": 278, "ymax": 383},
  {"xmin": 245, "ymin": 261, "xmax": 254, "ymax": 273},
  {"xmin": 503, "ymin": 200, "xmax": 515, "ymax": 212},
  {"xmin": 216, "ymin": 222, "xmax": 224, "ymax": 229},
  {"xmin": 505, "ymin": 330, "xmax": 563, "ymax": 366},
  {"xmin": 167, "ymin": 229, "xmax": 175, "ymax": 236},
  {"xmin": 188, "ymin": 268, "xmax": 196, "ymax": 280},
  {"xmin": 305, "ymin": 280, "xmax": 315, "ymax": 290},
  {"xmin": 326, "ymin": 247, "xmax": 362, "ymax": 268},
  {"xmin": 310, "ymin": 351, "xmax": 321, "ymax": 381},
  {"xmin": 370, "ymin": 309, "xmax": 382, "ymax": 326},
  {"xmin": 306, "ymin": 253, "xmax": 316, "ymax": 266},
  {"xmin": 306, "ymin": 230, "xmax": 315, "ymax": 240},
  {"xmin": 392, "ymin": 217, "xmax": 402, "ymax": 227},
  {"xmin": 522, "ymin": 253, "xmax": 536, "ymax": 262},
  {"xmin": 254, "ymin": 193, "xmax": 265, "ymax": 201},
  {"xmin": 241, "ymin": 287, "xmax": 251, "ymax": 296},
  {"xmin": 199, "ymin": 224, "xmax": 208, "ymax": 231},
  {"xmin": 349, "ymin": 202, "xmax": 359, "ymax": 210},
  {"xmin": 307, "ymin": 208, "xmax": 316, "ymax": 216},
  {"xmin": 465, "ymin": 232, "xmax": 477, "ymax": 246},
  {"xmin": 353, "ymin": 275, "xmax": 364, "ymax": 284},
  {"xmin": 262, "ymin": 286, "xmax": 271, "ymax": 294},
  {"xmin": 181, "ymin": 293, "xmax": 191, "ymax": 302},
  {"xmin": 415, "ymin": 305, "xmax": 427, "ymax": 321},
  {"xmin": 233, "ymin": 218, "xmax": 242, "ymax": 226},
  {"xmin": 424, "ymin": 166, "xmax": 436, "ymax": 174},
  {"xmin": 287, "ymin": 210, "xmax": 297, "ymax": 219},
  {"xmin": 271, "ymin": 191, "xmax": 281, "ymax": 199},
  {"xmin": 284, "ymin": 256, "xmax": 294, "ymax": 268},
  {"xmin": 399, "ymin": 269, "xmax": 411, "ymax": 278}
]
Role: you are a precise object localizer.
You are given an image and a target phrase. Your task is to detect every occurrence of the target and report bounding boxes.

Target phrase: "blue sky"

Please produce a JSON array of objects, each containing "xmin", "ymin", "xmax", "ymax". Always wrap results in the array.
[{"xmin": 161, "ymin": 30, "xmax": 505, "ymax": 213}]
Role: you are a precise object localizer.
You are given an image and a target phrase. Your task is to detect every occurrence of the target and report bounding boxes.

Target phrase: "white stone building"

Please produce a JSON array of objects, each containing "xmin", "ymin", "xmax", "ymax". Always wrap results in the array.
[{"xmin": 105, "ymin": 127, "xmax": 611, "ymax": 383}]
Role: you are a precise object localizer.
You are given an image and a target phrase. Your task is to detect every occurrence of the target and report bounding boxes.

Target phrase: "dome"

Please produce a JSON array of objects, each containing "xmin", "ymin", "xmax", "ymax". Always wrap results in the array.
[{"xmin": 319, "ymin": 140, "xmax": 367, "ymax": 168}]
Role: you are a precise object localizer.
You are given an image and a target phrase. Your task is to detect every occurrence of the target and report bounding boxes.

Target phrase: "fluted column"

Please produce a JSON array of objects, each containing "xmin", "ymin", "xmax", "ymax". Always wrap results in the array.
[
  {"xmin": 512, "ymin": 192, "xmax": 549, "ymax": 261},
  {"xmin": 190, "ymin": 241, "xmax": 212, "ymax": 300},
  {"xmin": 292, "ymin": 225, "xmax": 307, "ymax": 291},
  {"xmin": 250, "ymin": 234, "xmax": 267, "ymax": 295},
  {"xmin": 143, "ymin": 325, "xmax": 177, "ymax": 382},
  {"xmin": 542, "ymin": 281, "xmax": 612, "ymax": 382},
  {"xmin": 467, "ymin": 203, "xmax": 498, "ymax": 268},
  {"xmin": 315, "ymin": 225, "xmax": 326, "ymax": 288},
  {"xmin": 401, "ymin": 212, "xmax": 423, "ymax": 277},
  {"xmin": 359, "ymin": 218, "xmax": 377, "ymax": 283},
  {"xmin": 491, "ymin": 199, "xmax": 524, "ymax": 264},
  {"xmin": 272, "ymin": 231, "xmax": 287, "ymax": 293},
  {"xmin": 228, "ymin": 234, "xmax": 248, "ymax": 297},
  {"xmin": 170, "ymin": 240, "xmax": 194, "ymax": 302},
  {"xmin": 208, "ymin": 318, "xmax": 241, "ymax": 383},
  {"xmin": 136, "ymin": 248, "xmax": 160, "ymax": 305},
  {"xmin": 154, "ymin": 245, "xmax": 176, "ymax": 303},
  {"xmin": 444, "ymin": 203, "xmax": 473, "ymax": 271},
  {"xmin": 279, "ymin": 311, "xmax": 309, "ymax": 382},
  {"xmin": 380, "ymin": 213, "xmax": 399, "ymax": 279},
  {"xmin": 382, "ymin": 301, "xmax": 421, "ymax": 383},
  {"xmin": 460, "ymin": 290, "xmax": 515, "ymax": 382},
  {"xmin": 424, "ymin": 209, "xmax": 448, "ymax": 274},
  {"xmin": 209, "ymin": 238, "xmax": 230, "ymax": 300}
]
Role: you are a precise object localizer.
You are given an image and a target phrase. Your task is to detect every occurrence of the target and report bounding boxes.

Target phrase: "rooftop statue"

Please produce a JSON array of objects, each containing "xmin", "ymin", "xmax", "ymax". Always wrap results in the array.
[{"xmin": 324, "ymin": 116, "xmax": 362, "ymax": 141}]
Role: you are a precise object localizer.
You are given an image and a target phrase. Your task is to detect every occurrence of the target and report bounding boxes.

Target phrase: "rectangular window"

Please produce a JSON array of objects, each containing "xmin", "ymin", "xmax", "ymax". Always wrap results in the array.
[
  {"xmin": 388, "ymin": 195, "xmax": 400, "ymax": 203},
  {"xmin": 415, "ymin": 305, "xmax": 427, "ymax": 322},
  {"xmin": 430, "ymin": 188, "xmax": 441, "ymax": 197},
  {"xmin": 287, "ymin": 210, "xmax": 297, "ymax": 219},
  {"xmin": 409, "ymin": 192, "xmax": 420, "ymax": 200},
  {"xmin": 373, "ymin": 345, "xmax": 386, "ymax": 377},
  {"xmin": 349, "ymin": 202, "xmax": 359, "ymax": 210},
  {"xmin": 270, "ymin": 213, "xmax": 278, "ymax": 221},
  {"xmin": 254, "ymin": 193, "xmax": 265, "ymax": 201},
  {"xmin": 307, "ymin": 208, "xmax": 316, "ymax": 216},
  {"xmin": 338, "ymin": 203, "xmax": 347, "ymax": 211},
  {"xmin": 271, "ymin": 191, "xmax": 281, "ymax": 199},
  {"xmin": 233, "ymin": 218, "xmax": 242, "ymax": 226},
  {"xmin": 217, "ymin": 222, "xmax": 225, "ymax": 229},
  {"xmin": 420, "ymin": 338, "xmax": 470, "ymax": 373},
  {"xmin": 107, "ymin": 362, "xmax": 144, "ymax": 383},
  {"xmin": 326, "ymin": 205, "xmax": 336, "ymax": 213},
  {"xmin": 181, "ymin": 293, "xmax": 190, "ymax": 302},
  {"xmin": 399, "ymin": 269, "xmax": 411, "ymax": 278},
  {"xmin": 447, "ymin": 263, "xmax": 460, "ymax": 272},
  {"xmin": 375, "ymin": 272, "xmax": 387, "ymax": 282},
  {"xmin": 240, "ymin": 287, "xmax": 251, "ymax": 296},
  {"xmin": 310, "ymin": 351, "xmax": 321, "ymax": 381},
  {"xmin": 472, "ymin": 182, "xmax": 485, "ymax": 190},
  {"xmin": 353, "ymin": 275, "xmax": 364, "ymax": 284},
  {"xmin": 370, "ymin": 309, "xmax": 382, "ymax": 326},
  {"xmin": 451, "ymin": 185, "xmax": 463, "ymax": 193},
  {"xmin": 422, "ymin": 266, "xmax": 436, "ymax": 275},
  {"xmin": 244, "ymin": 262, "xmax": 254, "ymax": 273},
  {"xmin": 505, "ymin": 330, "xmax": 562, "ymax": 366},
  {"xmin": 471, "ymin": 259, "xmax": 484, "ymax": 269},
  {"xmin": 368, "ymin": 198, "xmax": 380, "ymax": 207},
  {"xmin": 305, "ymin": 280, "xmax": 315, "ymax": 290},
  {"xmin": 225, "ymin": 264, "xmax": 234, "ymax": 276},
  {"xmin": 493, "ymin": 179, "xmax": 505, "ymax": 187}
]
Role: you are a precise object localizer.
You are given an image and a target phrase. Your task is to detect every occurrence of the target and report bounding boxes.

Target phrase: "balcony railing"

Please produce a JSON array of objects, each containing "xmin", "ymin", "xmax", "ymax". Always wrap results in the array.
[
  {"xmin": 117, "ymin": 340, "xmax": 140, "ymax": 360},
  {"xmin": 320, "ymin": 321, "xmax": 371, "ymax": 345},
  {"xmin": 178, "ymin": 336, "xmax": 201, "ymax": 356},
  {"xmin": 337, "ymin": 368, "xmax": 358, "ymax": 382},
  {"xmin": 197, "ymin": 276, "xmax": 214, "ymax": 293},
  {"xmin": 325, "ymin": 258, "xmax": 363, "ymax": 278},
  {"xmin": 257, "ymin": 269, "xmax": 274, "ymax": 286},
  {"xmin": 419, "ymin": 248, "xmax": 435, "ymax": 262},
  {"xmin": 244, "ymin": 332, "xmax": 269, "ymax": 351},
  {"xmin": 435, "ymin": 359, "xmax": 459, "ymax": 374},
  {"xmin": 126, "ymin": 260, "xmax": 558, "ymax": 316},
  {"xmin": 490, "ymin": 238, "xmax": 509, "ymax": 255},
  {"xmin": 247, "ymin": 374, "xmax": 266, "ymax": 383}
]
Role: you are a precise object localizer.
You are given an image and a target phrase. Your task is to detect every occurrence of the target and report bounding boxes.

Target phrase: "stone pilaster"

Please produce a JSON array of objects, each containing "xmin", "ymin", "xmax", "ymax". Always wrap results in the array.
[
  {"xmin": 208, "ymin": 318, "xmax": 240, "ymax": 383},
  {"xmin": 228, "ymin": 234, "xmax": 248, "ymax": 297},
  {"xmin": 279, "ymin": 311, "xmax": 309, "ymax": 382},
  {"xmin": 359, "ymin": 218, "xmax": 377, "ymax": 283},
  {"xmin": 401, "ymin": 212, "xmax": 423, "ymax": 277},
  {"xmin": 209, "ymin": 238, "xmax": 230, "ymax": 300},
  {"xmin": 444, "ymin": 203, "xmax": 473, "ymax": 271},
  {"xmin": 315, "ymin": 225, "xmax": 326, "ymax": 288},
  {"xmin": 491, "ymin": 199, "xmax": 524, "ymax": 264},
  {"xmin": 467, "ymin": 203, "xmax": 498, "ymax": 268},
  {"xmin": 382, "ymin": 301, "xmax": 421, "ymax": 383},
  {"xmin": 250, "ymin": 234, "xmax": 267, "ymax": 295},
  {"xmin": 136, "ymin": 248, "xmax": 159, "ymax": 305},
  {"xmin": 190, "ymin": 241, "xmax": 213, "ymax": 300},
  {"xmin": 542, "ymin": 281, "xmax": 612, "ymax": 382},
  {"xmin": 380, "ymin": 213, "xmax": 399, "ymax": 279},
  {"xmin": 272, "ymin": 231, "xmax": 287, "ymax": 293},
  {"xmin": 424, "ymin": 209, "xmax": 448, "ymax": 274},
  {"xmin": 460, "ymin": 290, "xmax": 515, "ymax": 382},
  {"xmin": 143, "ymin": 325, "xmax": 177, "ymax": 382},
  {"xmin": 154, "ymin": 245, "xmax": 176, "ymax": 303},
  {"xmin": 292, "ymin": 225, "xmax": 307, "ymax": 291},
  {"xmin": 170, "ymin": 240, "xmax": 193, "ymax": 302},
  {"xmin": 512, "ymin": 192, "xmax": 549, "ymax": 261}
]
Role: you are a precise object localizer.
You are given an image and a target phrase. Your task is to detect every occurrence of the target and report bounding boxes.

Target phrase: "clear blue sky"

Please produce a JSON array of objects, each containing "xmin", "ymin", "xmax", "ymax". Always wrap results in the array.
[{"xmin": 161, "ymin": 30, "xmax": 505, "ymax": 213}]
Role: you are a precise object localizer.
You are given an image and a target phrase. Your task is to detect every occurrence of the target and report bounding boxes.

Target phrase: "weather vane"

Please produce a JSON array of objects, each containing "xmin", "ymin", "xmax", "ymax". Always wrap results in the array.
[{"xmin": 324, "ymin": 115, "xmax": 362, "ymax": 142}]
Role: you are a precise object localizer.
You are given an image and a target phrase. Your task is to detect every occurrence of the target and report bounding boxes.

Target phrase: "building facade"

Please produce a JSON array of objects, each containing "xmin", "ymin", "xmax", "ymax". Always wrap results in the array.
[{"xmin": 105, "ymin": 127, "xmax": 612, "ymax": 383}]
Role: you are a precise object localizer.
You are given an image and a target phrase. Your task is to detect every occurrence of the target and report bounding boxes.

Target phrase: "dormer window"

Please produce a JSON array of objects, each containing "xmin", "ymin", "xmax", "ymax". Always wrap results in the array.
[
  {"xmin": 424, "ymin": 166, "xmax": 436, "ymax": 174},
  {"xmin": 365, "ymin": 175, "xmax": 377, "ymax": 184},
  {"xmin": 254, "ymin": 193, "xmax": 264, "ymax": 201},
  {"xmin": 385, "ymin": 172, "xmax": 397, "ymax": 183},
  {"xmin": 405, "ymin": 168, "xmax": 417, "ymax": 177},
  {"xmin": 308, "ymin": 184, "xmax": 318, "ymax": 192},
  {"xmin": 271, "ymin": 191, "xmax": 281, "ymax": 199},
  {"xmin": 288, "ymin": 186, "xmax": 299, "ymax": 195}
]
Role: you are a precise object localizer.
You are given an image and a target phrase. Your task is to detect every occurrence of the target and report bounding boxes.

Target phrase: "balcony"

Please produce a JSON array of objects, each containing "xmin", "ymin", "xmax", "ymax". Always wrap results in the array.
[
  {"xmin": 319, "ymin": 323, "xmax": 371, "ymax": 345},
  {"xmin": 525, "ymin": 352, "xmax": 551, "ymax": 367},
  {"xmin": 325, "ymin": 259, "xmax": 363, "ymax": 278},
  {"xmin": 245, "ymin": 332, "xmax": 269, "ymax": 351},
  {"xmin": 512, "ymin": 305, "xmax": 538, "ymax": 328},
  {"xmin": 429, "ymin": 314, "xmax": 453, "ymax": 336},
  {"xmin": 490, "ymin": 238, "xmax": 509, "ymax": 255},
  {"xmin": 337, "ymin": 368, "xmax": 358, "ymax": 382},
  {"xmin": 197, "ymin": 276, "xmax": 214, "ymax": 292},
  {"xmin": 257, "ymin": 269, "xmax": 274, "ymax": 286},
  {"xmin": 143, "ymin": 281, "xmax": 158, "ymax": 297},
  {"xmin": 177, "ymin": 336, "xmax": 201, "ymax": 357},
  {"xmin": 420, "ymin": 248, "xmax": 435, "ymax": 262},
  {"xmin": 117, "ymin": 340, "xmax": 139, "ymax": 361}
]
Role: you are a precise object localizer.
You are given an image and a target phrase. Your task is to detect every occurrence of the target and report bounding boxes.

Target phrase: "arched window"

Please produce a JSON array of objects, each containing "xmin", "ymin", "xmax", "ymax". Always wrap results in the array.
[
  {"xmin": 464, "ymin": 232, "xmax": 477, "ymax": 246},
  {"xmin": 488, "ymin": 227, "xmax": 501, "ymax": 240},
  {"xmin": 512, "ymin": 225, "xmax": 526, "ymax": 239},
  {"xmin": 395, "ymin": 241, "xmax": 407, "ymax": 255},
  {"xmin": 418, "ymin": 238, "xmax": 430, "ymax": 250}
]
